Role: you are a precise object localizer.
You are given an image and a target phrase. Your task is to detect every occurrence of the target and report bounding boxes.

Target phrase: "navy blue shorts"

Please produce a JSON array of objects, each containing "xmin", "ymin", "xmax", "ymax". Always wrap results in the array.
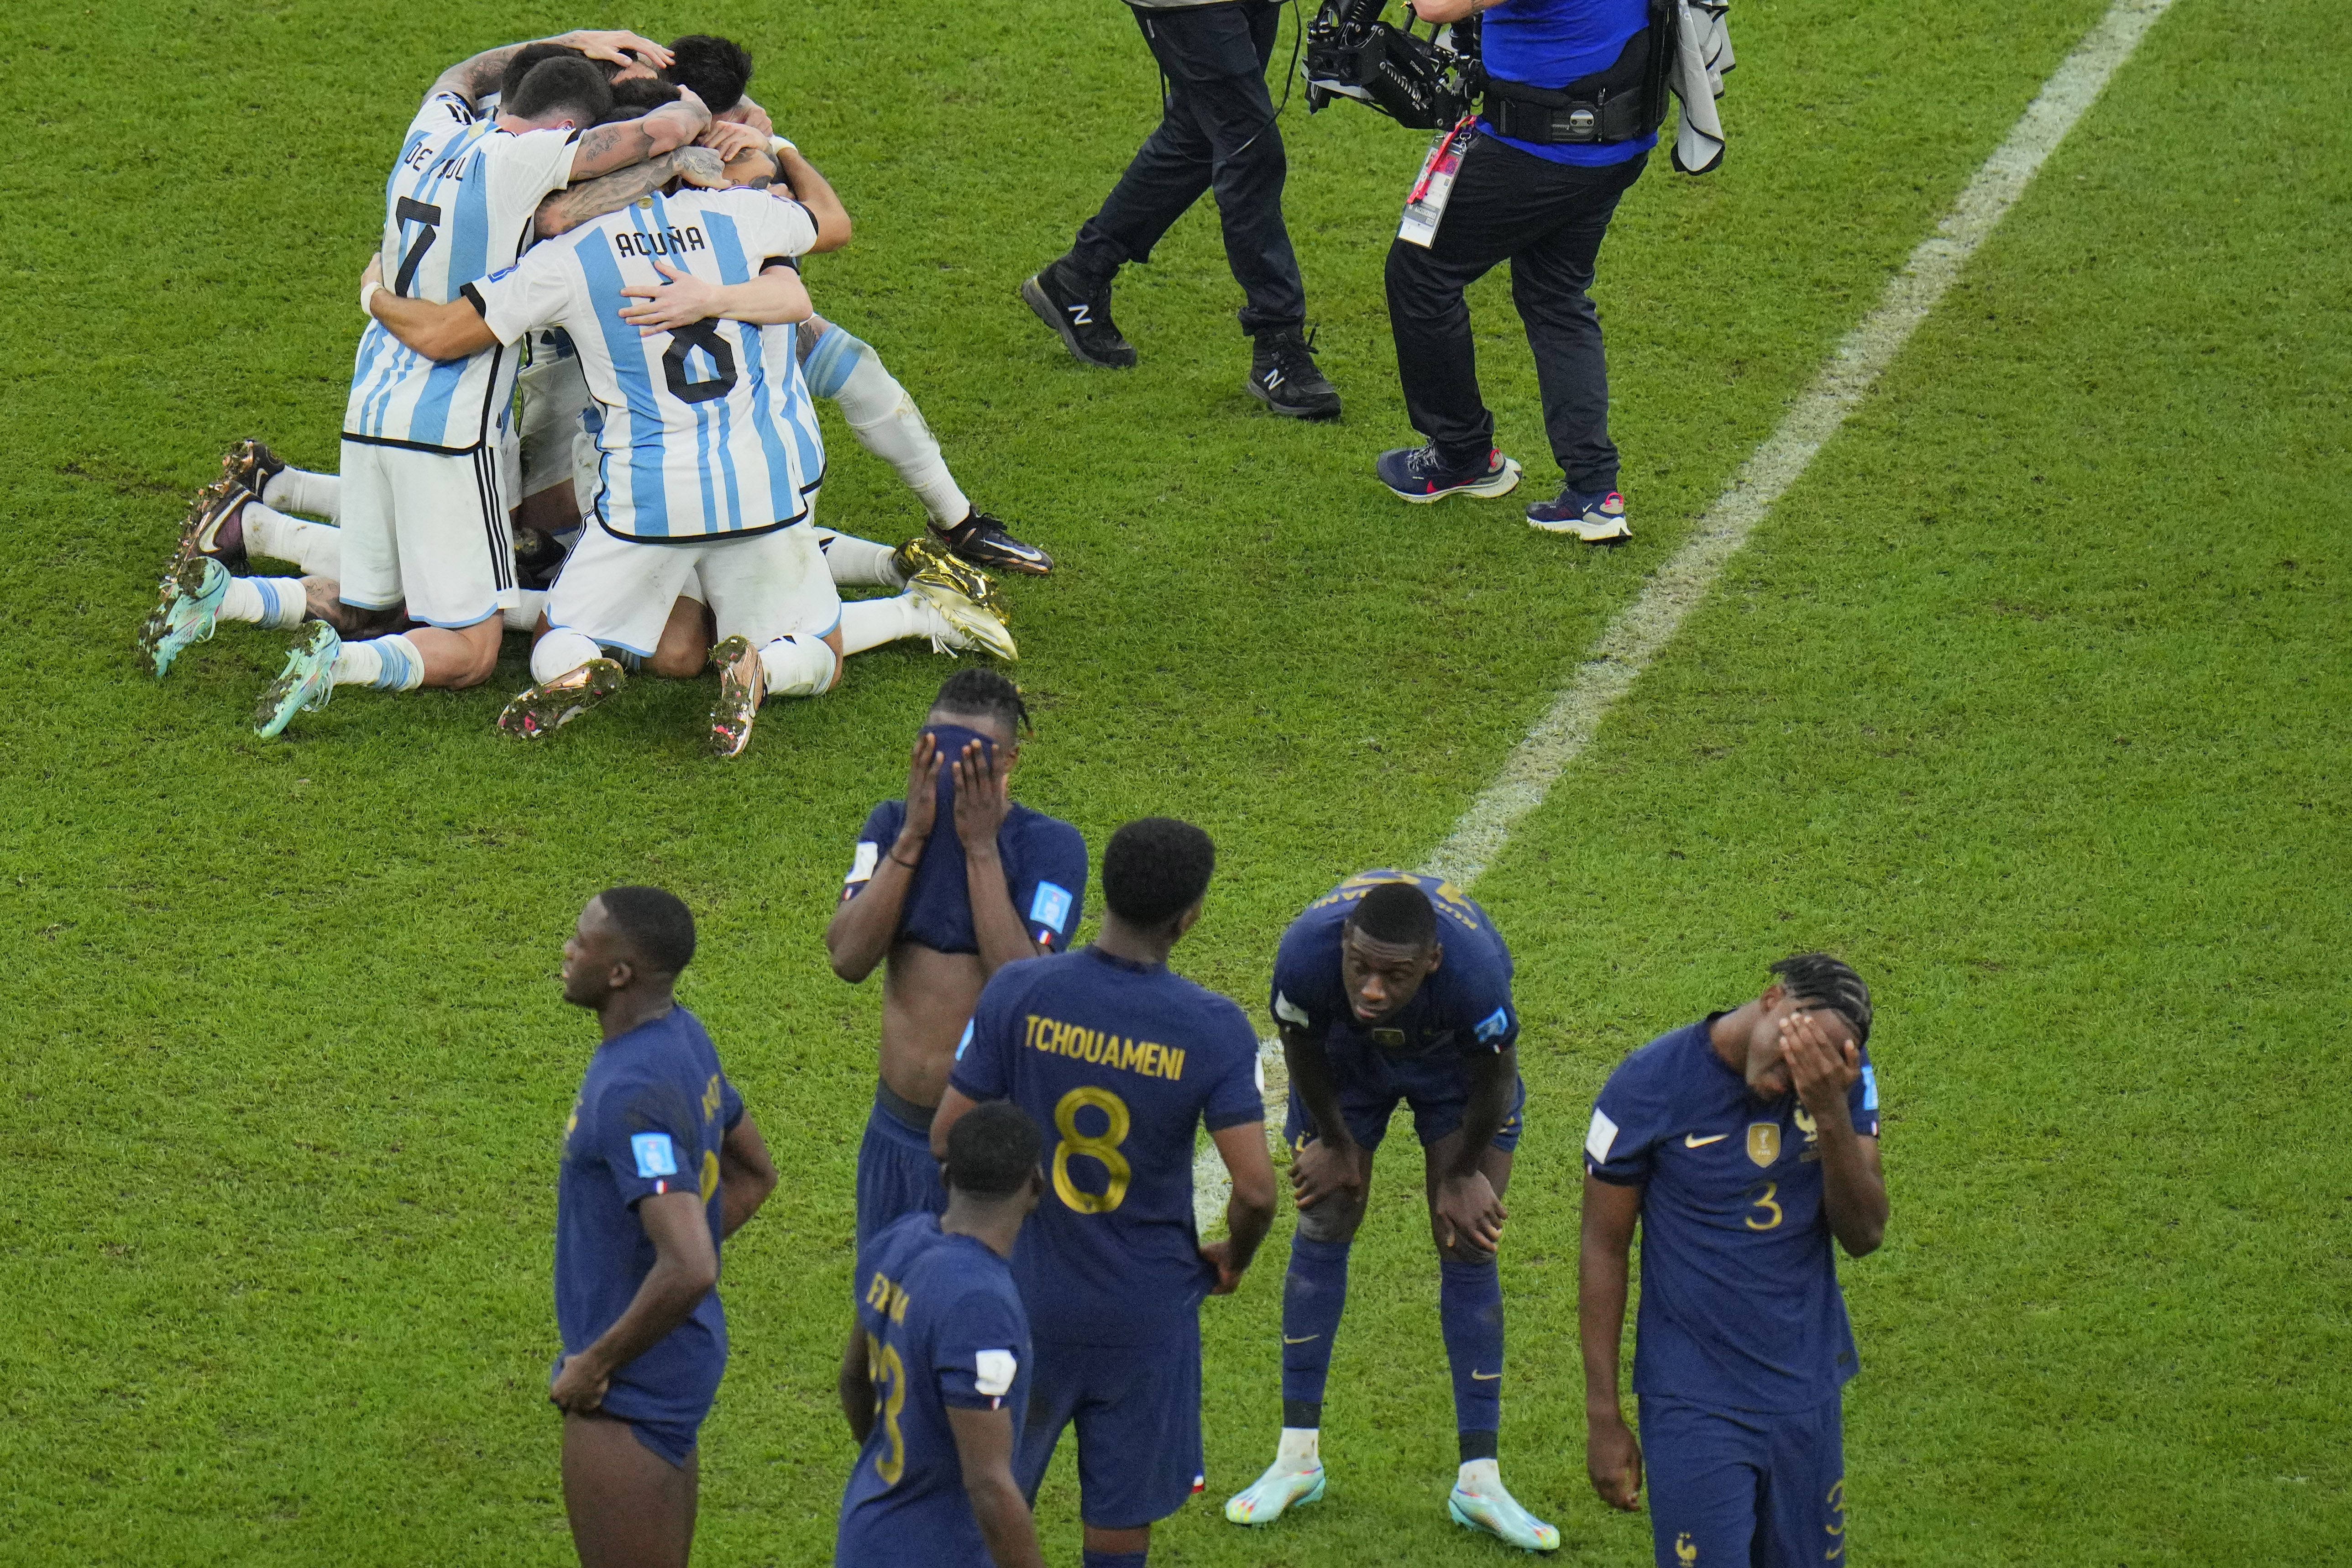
[
  {"xmin": 1283, "ymin": 1039, "xmax": 1525, "ymax": 1154},
  {"xmin": 1015, "ymin": 1319, "xmax": 1205, "ymax": 1529},
  {"xmin": 855, "ymin": 1090, "xmax": 946, "ymax": 1250},
  {"xmin": 585, "ymin": 1375, "xmax": 712, "ymax": 1469},
  {"xmin": 1639, "ymin": 1394, "xmax": 1845, "ymax": 1568}
]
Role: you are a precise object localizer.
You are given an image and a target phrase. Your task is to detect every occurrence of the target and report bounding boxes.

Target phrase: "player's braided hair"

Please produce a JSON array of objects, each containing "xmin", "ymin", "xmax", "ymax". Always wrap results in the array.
[
  {"xmin": 1769, "ymin": 952, "xmax": 1872, "ymax": 1047},
  {"xmin": 598, "ymin": 886, "xmax": 697, "ymax": 978},
  {"xmin": 945, "ymin": 1101, "xmax": 1043, "ymax": 1197},
  {"xmin": 1345, "ymin": 879, "xmax": 1438, "ymax": 949},
  {"xmin": 931, "ymin": 668, "xmax": 1031, "ymax": 737}
]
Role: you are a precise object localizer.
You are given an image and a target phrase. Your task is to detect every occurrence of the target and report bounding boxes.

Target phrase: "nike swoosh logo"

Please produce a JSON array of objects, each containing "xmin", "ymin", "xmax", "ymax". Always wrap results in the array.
[
  {"xmin": 1471, "ymin": 1370, "xmax": 1501, "ymax": 1381},
  {"xmin": 1684, "ymin": 1133, "xmax": 1729, "ymax": 1148},
  {"xmin": 1283, "ymin": 1334, "xmax": 1320, "ymax": 1345}
]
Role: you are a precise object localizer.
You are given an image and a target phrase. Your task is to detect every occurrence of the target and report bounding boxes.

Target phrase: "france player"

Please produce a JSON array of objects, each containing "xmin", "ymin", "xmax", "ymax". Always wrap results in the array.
[
  {"xmin": 1228, "ymin": 872, "xmax": 1558, "ymax": 1552},
  {"xmin": 242, "ymin": 33, "xmax": 711, "ymax": 735},
  {"xmin": 826, "ymin": 671, "xmax": 1088, "ymax": 1248},
  {"xmin": 1580, "ymin": 954, "xmax": 1887, "ymax": 1568},
  {"xmin": 932, "ymin": 818, "xmax": 1279, "ymax": 1568},
  {"xmin": 838, "ymin": 1101, "xmax": 1049, "ymax": 1568},
  {"xmin": 552, "ymin": 886, "xmax": 779, "ymax": 1568}
]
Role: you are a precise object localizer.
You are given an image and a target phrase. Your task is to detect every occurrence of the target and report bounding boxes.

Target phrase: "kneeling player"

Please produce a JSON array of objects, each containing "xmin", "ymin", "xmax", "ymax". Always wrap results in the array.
[
  {"xmin": 1580, "ymin": 955, "xmax": 1886, "ymax": 1568},
  {"xmin": 1227, "ymin": 873, "xmax": 1556, "ymax": 1550},
  {"xmin": 838, "ymin": 1101, "xmax": 1048, "ymax": 1568},
  {"xmin": 934, "ymin": 818, "xmax": 1278, "ymax": 1568}
]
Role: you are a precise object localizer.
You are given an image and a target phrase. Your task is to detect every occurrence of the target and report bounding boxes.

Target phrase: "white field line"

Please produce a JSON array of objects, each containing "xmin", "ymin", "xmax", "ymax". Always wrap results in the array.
[{"xmin": 1194, "ymin": 0, "xmax": 2178, "ymax": 1232}]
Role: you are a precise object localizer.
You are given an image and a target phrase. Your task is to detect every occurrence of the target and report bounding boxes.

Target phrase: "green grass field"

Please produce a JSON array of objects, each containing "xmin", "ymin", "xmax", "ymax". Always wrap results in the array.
[{"xmin": 5, "ymin": 0, "xmax": 2347, "ymax": 1562}]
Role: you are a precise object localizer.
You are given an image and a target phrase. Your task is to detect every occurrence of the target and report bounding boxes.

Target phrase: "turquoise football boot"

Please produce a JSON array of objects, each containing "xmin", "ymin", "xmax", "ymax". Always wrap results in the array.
[
  {"xmin": 1448, "ymin": 1476, "xmax": 1560, "ymax": 1553},
  {"xmin": 1224, "ymin": 1461, "xmax": 1326, "ymax": 1526},
  {"xmin": 142, "ymin": 556, "xmax": 229, "ymax": 678},
  {"xmin": 253, "ymin": 621, "xmax": 341, "ymax": 738}
]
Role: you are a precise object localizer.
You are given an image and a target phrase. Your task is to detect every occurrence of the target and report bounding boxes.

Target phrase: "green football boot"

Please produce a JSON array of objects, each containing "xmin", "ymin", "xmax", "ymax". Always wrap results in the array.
[
  {"xmin": 252, "ymin": 621, "xmax": 341, "ymax": 738},
  {"xmin": 142, "ymin": 556, "xmax": 230, "ymax": 678},
  {"xmin": 1224, "ymin": 1461, "xmax": 1327, "ymax": 1526}
]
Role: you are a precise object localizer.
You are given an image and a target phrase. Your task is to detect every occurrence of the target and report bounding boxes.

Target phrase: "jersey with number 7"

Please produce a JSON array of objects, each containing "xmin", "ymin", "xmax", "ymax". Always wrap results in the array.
[
  {"xmin": 951, "ymin": 947, "xmax": 1264, "ymax": 1345},
  {"xmin": 344, "ymin": 91, "xmax": 580, "ymax": 455}
]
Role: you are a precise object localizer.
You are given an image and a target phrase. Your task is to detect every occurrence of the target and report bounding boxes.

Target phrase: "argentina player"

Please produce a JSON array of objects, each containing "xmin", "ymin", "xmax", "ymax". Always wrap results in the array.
[
  {"xmin": 826, "ymin": 672, "xmax": 1088, "ymax": 1248},
  {"xmin": 932, "ymin": 818, "xmax": 1279, "ymax": 1568},
  {"xmin": 1580, "ymin": 955, "xmax": 1887, "ymax": 1568},
  {"xmin": 1227, "ymin": 873, "xmax": 1558, "ymax": 1551},
  {"xmin": 242, "ymin": 33, "xmax": 710, "ymax": 737}
]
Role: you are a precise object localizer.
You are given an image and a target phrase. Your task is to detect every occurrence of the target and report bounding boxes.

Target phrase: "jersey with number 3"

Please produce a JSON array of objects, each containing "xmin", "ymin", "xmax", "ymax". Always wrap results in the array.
[
  {"xmin": 468, "ymin": 186, "xmax": 825, "ymax": 540},
  {"xmin": 344, "ymin": 93, "xmax": 579, "ymax": 453},
  {"xmin": 1584, "ymin": 1016, "xmax": 1881, "ymax": 1412},
  {"xmin": 950, "ymin": 947, "xmax": 1263, "ymax": 1345}
]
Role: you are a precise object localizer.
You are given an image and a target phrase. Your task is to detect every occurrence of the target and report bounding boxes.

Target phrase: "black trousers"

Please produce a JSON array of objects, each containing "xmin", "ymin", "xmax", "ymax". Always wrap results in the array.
[
  {"xmin": 1067, "ymin": 0, "xmax": 1306, "ymax": 336},
  {"xmin": 1385, "ymin": 134, "xmax": 1645, "ymax": 489}
]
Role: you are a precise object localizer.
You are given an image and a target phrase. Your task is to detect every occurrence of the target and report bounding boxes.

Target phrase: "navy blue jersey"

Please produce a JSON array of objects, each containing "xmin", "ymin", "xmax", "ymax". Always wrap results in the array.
[
  {"xmin": 837, "ymin": 1214, "xmax": 1031, "ymax": 1568},
  {"xmin": 1270, "ymin": 871, "xmax": 1520, "ymax": 1061},
  {"xmin": 1585, "ymin": 1017, "xmax": 1882, "ymax": 1412},
  {"xmin": 841, "ymin": 724, "xmax": 1089, "ymax": 955},
  {"xmin": 951, "ymin": 947, "xmax": 1264, "ymax": 1345},
  {"xmin": 556, "ymin": 1007, "xmax": 743, "ymax": 1424},
  {"xmin": 1477, "ymin": 0, "xmax": 1658, "ymax": 167}
]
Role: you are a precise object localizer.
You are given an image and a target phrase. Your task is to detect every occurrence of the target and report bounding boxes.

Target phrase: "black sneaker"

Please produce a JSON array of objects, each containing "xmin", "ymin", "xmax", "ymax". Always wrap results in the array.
[
  {"xmin": 1021, "ymin": 262, "xmax": 1137, "ymax": 369},
  {"xmin": 1249, "ymin": 327, "xmax": 1342, "ymax": 421},
  {"xmin": 937, "ymin": 511, "xmax": 1054, "ymax": 577}
]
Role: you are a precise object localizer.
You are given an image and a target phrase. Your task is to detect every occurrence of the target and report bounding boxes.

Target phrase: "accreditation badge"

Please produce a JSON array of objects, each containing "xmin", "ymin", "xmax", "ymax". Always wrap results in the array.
[{"xmin": 1398, "ymin": 114, "xmax": 1479, "ymax": 249}]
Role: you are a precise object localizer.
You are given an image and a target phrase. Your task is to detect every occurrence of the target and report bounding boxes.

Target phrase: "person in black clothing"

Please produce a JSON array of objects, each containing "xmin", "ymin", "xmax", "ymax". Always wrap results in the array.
[
  {"xmin": 1021, "ymin": 0, "xmax": 1343, "ymax": 421},
  {"xmin": 1377, "ymin": 0, "xmax": 1658, "ymax": 541}
]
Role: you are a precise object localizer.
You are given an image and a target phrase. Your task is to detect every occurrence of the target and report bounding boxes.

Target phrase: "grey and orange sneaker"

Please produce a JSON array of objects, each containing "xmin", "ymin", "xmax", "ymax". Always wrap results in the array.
[
  {"xmin": 707, "ymin": 635, "xmax": 766, "ymax": 759},
  {"xmin": 496, "ymin": 658, "xmax": 627, "ymax": 739}
]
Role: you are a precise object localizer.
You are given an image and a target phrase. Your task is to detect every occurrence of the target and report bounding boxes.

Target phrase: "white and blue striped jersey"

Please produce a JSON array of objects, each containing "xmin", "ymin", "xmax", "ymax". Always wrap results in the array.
[
  {"xmin": 343, "ymin": 92, "xmax": 579, "ymax": 454},
  {"xmin": 468, "ymin": 187, "xmax": 825, "ymax": 540}
]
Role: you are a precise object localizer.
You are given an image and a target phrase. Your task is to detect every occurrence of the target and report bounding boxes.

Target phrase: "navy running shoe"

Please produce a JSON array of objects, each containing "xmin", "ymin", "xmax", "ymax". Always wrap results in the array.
[
  {"xmin": 1526, "ymin": 485, "xmax": 1631, "ymax": 542},
  {"xmin": 1377, "ymin": 443, "xmax": 1522, "ymax": 503}
]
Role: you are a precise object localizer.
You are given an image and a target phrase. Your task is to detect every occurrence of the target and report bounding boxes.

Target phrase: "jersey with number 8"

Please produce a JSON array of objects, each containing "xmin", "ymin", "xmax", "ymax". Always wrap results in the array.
[
  {"xmin": 344, "ymin": 92, "xmax": 581, "ymax": 454},
  {"xmin": 952, "ymin": 946, "xmax": 1264, "ymax": 1347}
]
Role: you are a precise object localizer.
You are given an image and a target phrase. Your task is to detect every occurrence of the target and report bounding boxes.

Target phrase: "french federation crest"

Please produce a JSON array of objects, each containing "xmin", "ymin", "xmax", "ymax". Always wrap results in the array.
[{"xmin": 1746, "ymin": 1122, "xmax": 1781, "ymax": 1167}]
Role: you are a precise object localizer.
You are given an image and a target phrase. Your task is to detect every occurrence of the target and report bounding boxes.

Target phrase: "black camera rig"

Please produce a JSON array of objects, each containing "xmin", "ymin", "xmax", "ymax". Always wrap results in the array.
[{"xmin": 1302, "ymin": 0, "xmax": 1483, "ymax": 131}]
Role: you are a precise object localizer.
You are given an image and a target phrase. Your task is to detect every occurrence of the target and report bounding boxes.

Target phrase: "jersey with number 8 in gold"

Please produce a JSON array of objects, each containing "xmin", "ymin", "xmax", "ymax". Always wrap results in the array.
[
  {"xmin": 1584, "ymin": 1017, "xmax": 1881, "ymax": 1413},
  {"xmin": 951, "ymin": 947, "xmax": 1263, "ymax": 1345}
]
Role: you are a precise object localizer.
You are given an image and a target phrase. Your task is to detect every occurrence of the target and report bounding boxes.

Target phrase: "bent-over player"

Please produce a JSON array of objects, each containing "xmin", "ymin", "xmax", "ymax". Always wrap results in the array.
[
  {"xmin": 552, "ymin": 885, "xmax": 779, "ymax": 1568},
  {"xmin": 838, "ymin": 1100, "xmax": 1049, "ymax": 1568},
  {"xmin": 826, "ymin": 671, "xmax": 1088, "ymax": 1246},
  {"xmin": 1227, "ymin": 872, "xmax": 1556, "ymax": 1550},
  {"xmin": 1581, "ymin": 954, "xmax": 1887, "ymax": 1568},
  {"xmin": 934, "ymin": 817, "xmax": 1278, "ymax": 1568}
]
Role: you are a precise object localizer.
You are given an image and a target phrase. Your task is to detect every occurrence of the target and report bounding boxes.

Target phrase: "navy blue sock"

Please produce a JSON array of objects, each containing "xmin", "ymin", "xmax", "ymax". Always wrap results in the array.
[
  {"xmin": 1082, "ymin": 1552, "xmax": 1147, "ymax": 1568},
  {"xmin": 1440, "ymin": 1259, "xmax": 1505, "ymax": 1442},
  {"xmin": 1281, "ymin": 1234, "xmax": 1352, "ymax": 1411}
]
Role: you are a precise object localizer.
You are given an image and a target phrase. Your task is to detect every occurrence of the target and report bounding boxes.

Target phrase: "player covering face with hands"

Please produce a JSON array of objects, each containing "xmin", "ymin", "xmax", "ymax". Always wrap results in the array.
[{"xmin": 1581, "ymin": 954, "xmax": 1887, "ymax": 1568}]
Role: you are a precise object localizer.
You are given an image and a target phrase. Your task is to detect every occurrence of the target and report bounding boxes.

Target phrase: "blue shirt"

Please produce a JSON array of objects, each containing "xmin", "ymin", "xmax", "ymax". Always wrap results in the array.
[
  {"xmin": 555, "ymin": 1007, "xmax": 744, "ymax": 1423},
  {"xmin": 1269, "ymin": 870, "xmax": 1521, "ymax": 1060},
  {"xmin": 837, "ymin": 1214, "xmax": 1031, "ymax": 1568},
  {"xmin": 1584, "ymin": 1017, "xmax": 1882, "ymax": 1411},
  {"xmin": 951, "ymin": 947, "xmax": 1265, "ymax": 1345},
  {"xmin": 842, "ymin": 726, "xmax": 1089, "ymax": 956},
  {"xmin": 1477, "ymin": 0, "xmax": 1658, "ymax": 167}
]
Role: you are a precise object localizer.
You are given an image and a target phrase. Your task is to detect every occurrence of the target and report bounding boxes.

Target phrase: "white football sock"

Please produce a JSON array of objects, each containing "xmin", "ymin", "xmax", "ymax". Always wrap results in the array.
[
  {"xmin": 838, "ymin": 592, "xmax": 936, "ymax": 655},
  {"xmin": 1457, "ymin": 1458, "xmax": 1500, "ymax": 1494},
  {"xmin": 262, "ymin": 466, "xmax": 340, "ymax": 519},
  {"xmin": 332, "ymin": 633, "xmax": 423, "ymax": 691},
  {"xmin": 834, "ymin": 351, "xmax": 969, "ymax": 527},
  {"xmin": 817, "ymin": 528, "xmax": 907, "ymax": 588},
  {"xmin": 531, "ymin": 628, "xmax": 602, "ymax": 686},
  {"xmin": 218, "ymin": 576, "xmax": 307, "ymax": 629},
  {"xmin": 241, "ymin": 500, "xmax": 342, "ymax": 576},
  {"xmin": 758, "ymin": 633, "xmax": 837, "ymax": 697},
  {"xmin": 1276, "ymin": 1428, "xmax": 1322, "ymax": 1470},
  {"xmin": 504, "ymin": 590, "xmax": 550, "ymax": 634}
]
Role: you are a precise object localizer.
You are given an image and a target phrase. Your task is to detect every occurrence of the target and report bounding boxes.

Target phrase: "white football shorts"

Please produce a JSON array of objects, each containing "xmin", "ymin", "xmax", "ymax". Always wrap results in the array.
[
  {"xmin": 548, "ymin": 514, "xmax": 841, "ymax": 657},
  {"xmin": 336, "ymin": 438, "xmax": 515, "ymax": 628}
]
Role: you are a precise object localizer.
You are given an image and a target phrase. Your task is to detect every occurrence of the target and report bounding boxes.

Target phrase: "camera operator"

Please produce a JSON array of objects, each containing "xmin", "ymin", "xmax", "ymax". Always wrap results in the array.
[
  {"xmin": 1019, "ymin": 0, "xmax": 1343, "ymax": 421},
  {"xmin": 1376, "ymin": 0, "xmax": 1657, "ymax": 540}
]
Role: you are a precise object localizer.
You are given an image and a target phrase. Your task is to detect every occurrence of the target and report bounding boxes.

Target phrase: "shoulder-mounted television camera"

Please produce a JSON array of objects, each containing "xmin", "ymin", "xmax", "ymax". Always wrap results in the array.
[{"xmin": 1302, "ymin": 0, "xmax": 1483, "ymax": 131}]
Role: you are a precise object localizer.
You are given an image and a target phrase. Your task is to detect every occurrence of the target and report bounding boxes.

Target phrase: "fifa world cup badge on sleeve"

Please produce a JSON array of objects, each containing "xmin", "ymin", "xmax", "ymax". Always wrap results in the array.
[{"xmin": 1399, "ymin": 115, "xmax": 1478, "ymax": 249}]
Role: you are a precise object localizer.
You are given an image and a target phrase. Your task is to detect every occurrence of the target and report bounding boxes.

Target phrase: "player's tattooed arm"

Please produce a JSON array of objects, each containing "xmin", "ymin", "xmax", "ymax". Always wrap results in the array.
[
  {"xmin": 569, "ymin": 89, "xmax": 714, "ymax": 182},
  {"xmin": 425, "ymin": 31, "xmax": 672, "ymax": 110},
  {"xmin": 948, "ymin": 1405, "xmax": 1048, "ymax": 1568},
  {"xmin": 838, "ymin": 1320, "xmax": 878, "ymax": 1442},
  {"xmin": 1578, "ymin": 1175, "xmax": 1645, "ymax": 1512},
  {"xmin": 717, "ymin": 1112, "xmax": 780, "ymax": 1240},
  {"xmin": 534, "ymin": 147, "xmax": 728, "ymax": 239}
]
